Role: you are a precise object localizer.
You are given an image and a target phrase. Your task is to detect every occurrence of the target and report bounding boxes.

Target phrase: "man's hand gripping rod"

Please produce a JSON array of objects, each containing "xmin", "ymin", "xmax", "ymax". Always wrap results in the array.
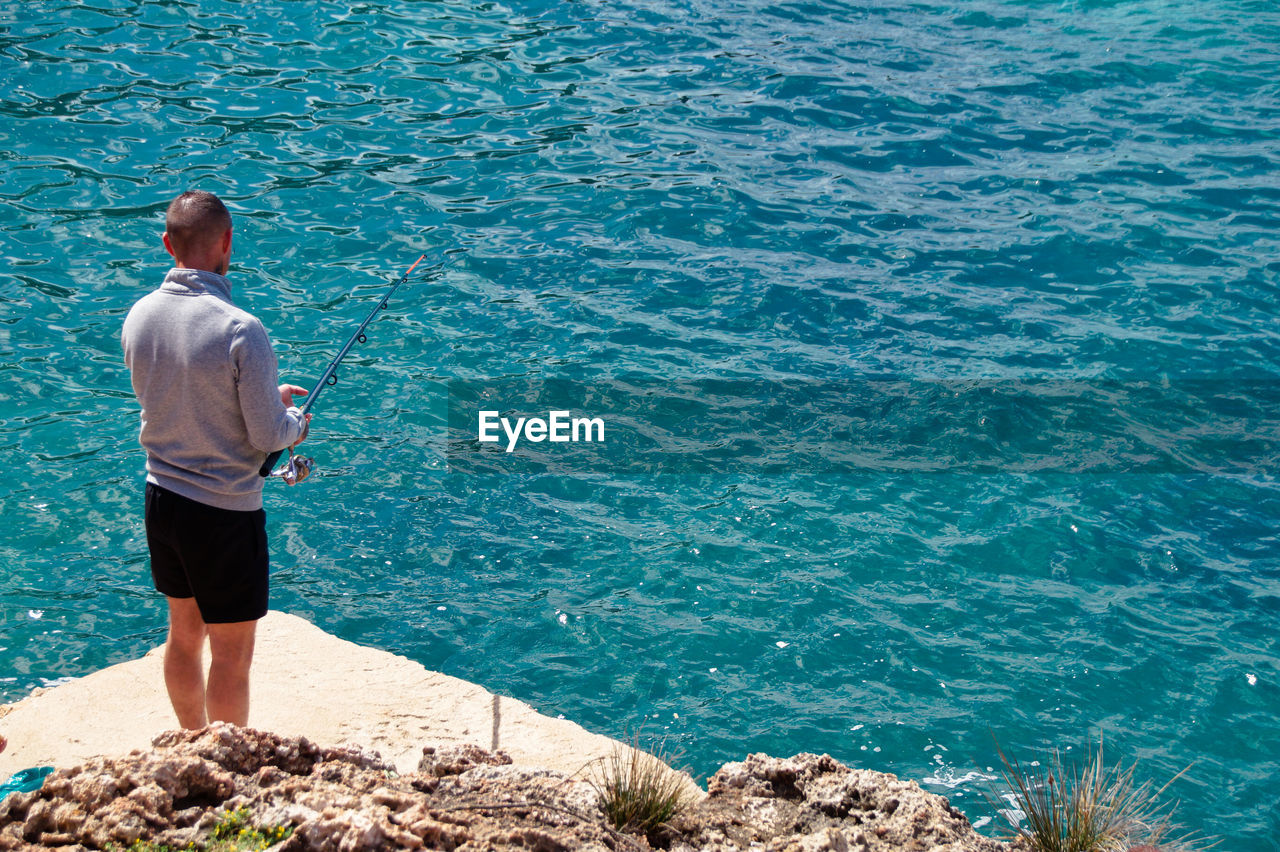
[{"xmin": 259, "ymin": 253, "xmax": 428, "ymax": 481}]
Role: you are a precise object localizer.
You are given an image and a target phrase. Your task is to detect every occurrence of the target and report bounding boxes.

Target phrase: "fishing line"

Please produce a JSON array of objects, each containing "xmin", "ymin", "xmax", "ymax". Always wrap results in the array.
[{"xmin": 261, "ymin": 252, "xmax": 430, "ymax": 483}]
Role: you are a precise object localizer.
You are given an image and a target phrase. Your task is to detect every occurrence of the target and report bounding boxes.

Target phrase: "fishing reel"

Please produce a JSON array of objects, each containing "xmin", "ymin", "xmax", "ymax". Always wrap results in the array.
[{"xmin": 269, "ymin": 449, "xmax": 314, "ymax": 485}]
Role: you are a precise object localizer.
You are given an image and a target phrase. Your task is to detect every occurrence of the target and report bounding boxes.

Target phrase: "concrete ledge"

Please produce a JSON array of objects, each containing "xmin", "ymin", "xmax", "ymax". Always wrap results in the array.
[{"xmin": 0, "ymin": 610, "xmax": 636, "ymax": 779}]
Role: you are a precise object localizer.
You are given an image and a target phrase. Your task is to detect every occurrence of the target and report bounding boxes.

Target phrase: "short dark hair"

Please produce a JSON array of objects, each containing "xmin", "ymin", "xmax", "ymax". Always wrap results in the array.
[{"xmin": 165, "ymin": 190, "xmax": 231, "ymax": 257}]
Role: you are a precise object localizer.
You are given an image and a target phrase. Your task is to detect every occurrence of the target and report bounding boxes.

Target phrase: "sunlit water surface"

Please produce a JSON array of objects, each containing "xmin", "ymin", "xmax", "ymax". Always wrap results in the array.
[{"xmin": 2, "ymin": 0, "xmax": 1278, "ymax": 846}]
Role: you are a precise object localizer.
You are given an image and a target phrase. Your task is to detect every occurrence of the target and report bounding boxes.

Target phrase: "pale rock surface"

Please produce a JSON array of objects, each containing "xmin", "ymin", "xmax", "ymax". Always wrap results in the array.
[{"xmin": 0, "ymin": 610, "xmax": 640, "ymax": 779}]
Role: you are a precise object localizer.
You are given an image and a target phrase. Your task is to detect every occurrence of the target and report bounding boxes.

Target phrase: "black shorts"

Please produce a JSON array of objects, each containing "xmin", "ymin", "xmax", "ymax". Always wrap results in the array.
[{"xmin": 144, "ymin": 482, "xmax": 269, "ymax": 624}]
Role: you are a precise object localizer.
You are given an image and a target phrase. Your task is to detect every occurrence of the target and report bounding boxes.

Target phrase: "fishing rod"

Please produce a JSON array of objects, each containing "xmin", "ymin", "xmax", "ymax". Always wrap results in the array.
[{"xmin": 260, "ymin": 252, "xmax": 428, "ymax": 482}]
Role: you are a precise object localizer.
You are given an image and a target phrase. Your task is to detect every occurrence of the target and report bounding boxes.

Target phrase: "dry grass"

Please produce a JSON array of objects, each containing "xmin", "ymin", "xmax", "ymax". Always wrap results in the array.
[
  {"xmin": 587, "ymin": 735, "xmax": 695, "ymax": 844},
  {"xmin": 991, "ymin": 736, "xmax": 1217, "ymax": 852}
]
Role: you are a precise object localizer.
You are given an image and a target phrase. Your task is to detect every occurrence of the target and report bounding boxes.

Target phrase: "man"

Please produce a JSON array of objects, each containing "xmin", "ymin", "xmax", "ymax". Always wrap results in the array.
[{"xmin": 121, "ymin": 190, "xmax": 310, "ymax": 729}]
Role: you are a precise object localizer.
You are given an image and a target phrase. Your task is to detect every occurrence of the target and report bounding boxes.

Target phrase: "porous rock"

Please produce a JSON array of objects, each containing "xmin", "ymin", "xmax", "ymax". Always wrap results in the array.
[
  {"xmin": 419, "ymin": 743, "xmax": 513, "ymax": 777},
  {"xmin": 0, "ymin": 724, "xmax": 626, "ymax": 851},
  {"xmin": 667, "ymin": 753, "xmax": 1009, "ymax": 852},
  {"xmin": 0, "ymin": 728, "xmax": 1012, "ymax": 852}
]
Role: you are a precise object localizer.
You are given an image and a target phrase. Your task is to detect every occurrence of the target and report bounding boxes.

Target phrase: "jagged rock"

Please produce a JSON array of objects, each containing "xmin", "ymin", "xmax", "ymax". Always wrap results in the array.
[
  {"xmin": 667, "ymin": 753, "xmax": 1008, "ymax": 852},
  {"xmin": 419, "ymin": 743, "xmax": 513, "ymax": 777},
  {"xmin": 0, "ymin": 727, "xmax": 1011, "ymax": 852},
  {"xmin": 0, "ymin": 724, "xmax": 627, "ymax": 851}
]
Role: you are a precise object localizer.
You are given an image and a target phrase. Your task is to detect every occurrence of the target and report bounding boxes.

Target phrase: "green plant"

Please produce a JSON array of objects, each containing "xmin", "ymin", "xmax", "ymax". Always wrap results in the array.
[
  {"xmin": 588, "ymin": 736, "xmax": 694, "ymax": 843},
  {"xmin": 209, "ymin": 806, "xmax": 292, "ymax": 850},
  {"xmin": 990, "ymin": 736, "xmax": 1216, "ymax": 852},
  {"xmin": 106, "ymin": 806, "xmax": 292, "ymax": 852}
]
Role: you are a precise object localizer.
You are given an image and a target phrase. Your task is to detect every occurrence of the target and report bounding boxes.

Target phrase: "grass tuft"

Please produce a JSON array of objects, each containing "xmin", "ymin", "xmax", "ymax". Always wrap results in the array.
[
  {"xmin": 588, "ymin": 735, "xmax": 694, "ymax": 844},
  {"xmin": 990, "ymin": 735, "xmax": 1217, "ymax": 852}
]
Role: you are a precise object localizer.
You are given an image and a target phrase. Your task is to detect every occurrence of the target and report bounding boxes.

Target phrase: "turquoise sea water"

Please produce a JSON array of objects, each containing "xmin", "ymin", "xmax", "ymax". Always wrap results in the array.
[{"xmin": 3, "ymin": 0, "xmax": 1279, "ymax": 846}]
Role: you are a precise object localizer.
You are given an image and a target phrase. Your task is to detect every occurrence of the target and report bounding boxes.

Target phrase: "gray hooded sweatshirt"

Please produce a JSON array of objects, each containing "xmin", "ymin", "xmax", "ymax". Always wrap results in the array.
[{"xmin": 122, "ymin": 267, "xmax": 306, "ymax": 511}]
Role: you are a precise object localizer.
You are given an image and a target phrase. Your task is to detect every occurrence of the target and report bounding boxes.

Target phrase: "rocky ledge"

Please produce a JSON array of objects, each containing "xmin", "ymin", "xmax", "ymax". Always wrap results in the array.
[{"xmin": 0, "ymin": 724, "xmax": 1010, "ymax": 852}]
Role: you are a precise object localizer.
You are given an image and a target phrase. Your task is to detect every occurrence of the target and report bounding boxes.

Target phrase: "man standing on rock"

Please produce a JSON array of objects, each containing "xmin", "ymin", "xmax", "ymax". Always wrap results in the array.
[{"xmin": 122, "ymin": 190, "xmax": 310, "ymax": 729}]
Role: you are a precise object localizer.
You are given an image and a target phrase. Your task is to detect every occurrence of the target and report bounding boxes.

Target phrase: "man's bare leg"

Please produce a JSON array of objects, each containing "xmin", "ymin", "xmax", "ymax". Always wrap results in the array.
[
  {"xmin": 163, "ymin": 596, "xmax": 208, "ymax": 729},
  {"xmin": 206, "ymin": 620, "xmax": 257, "ymax": 726}
]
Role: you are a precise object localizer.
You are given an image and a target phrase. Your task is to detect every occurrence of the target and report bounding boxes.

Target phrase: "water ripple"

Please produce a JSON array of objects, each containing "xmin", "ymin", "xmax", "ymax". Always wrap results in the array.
[{"xmin": 3, "ymin": 0, "xmax": 1279, "ymax": 846}]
